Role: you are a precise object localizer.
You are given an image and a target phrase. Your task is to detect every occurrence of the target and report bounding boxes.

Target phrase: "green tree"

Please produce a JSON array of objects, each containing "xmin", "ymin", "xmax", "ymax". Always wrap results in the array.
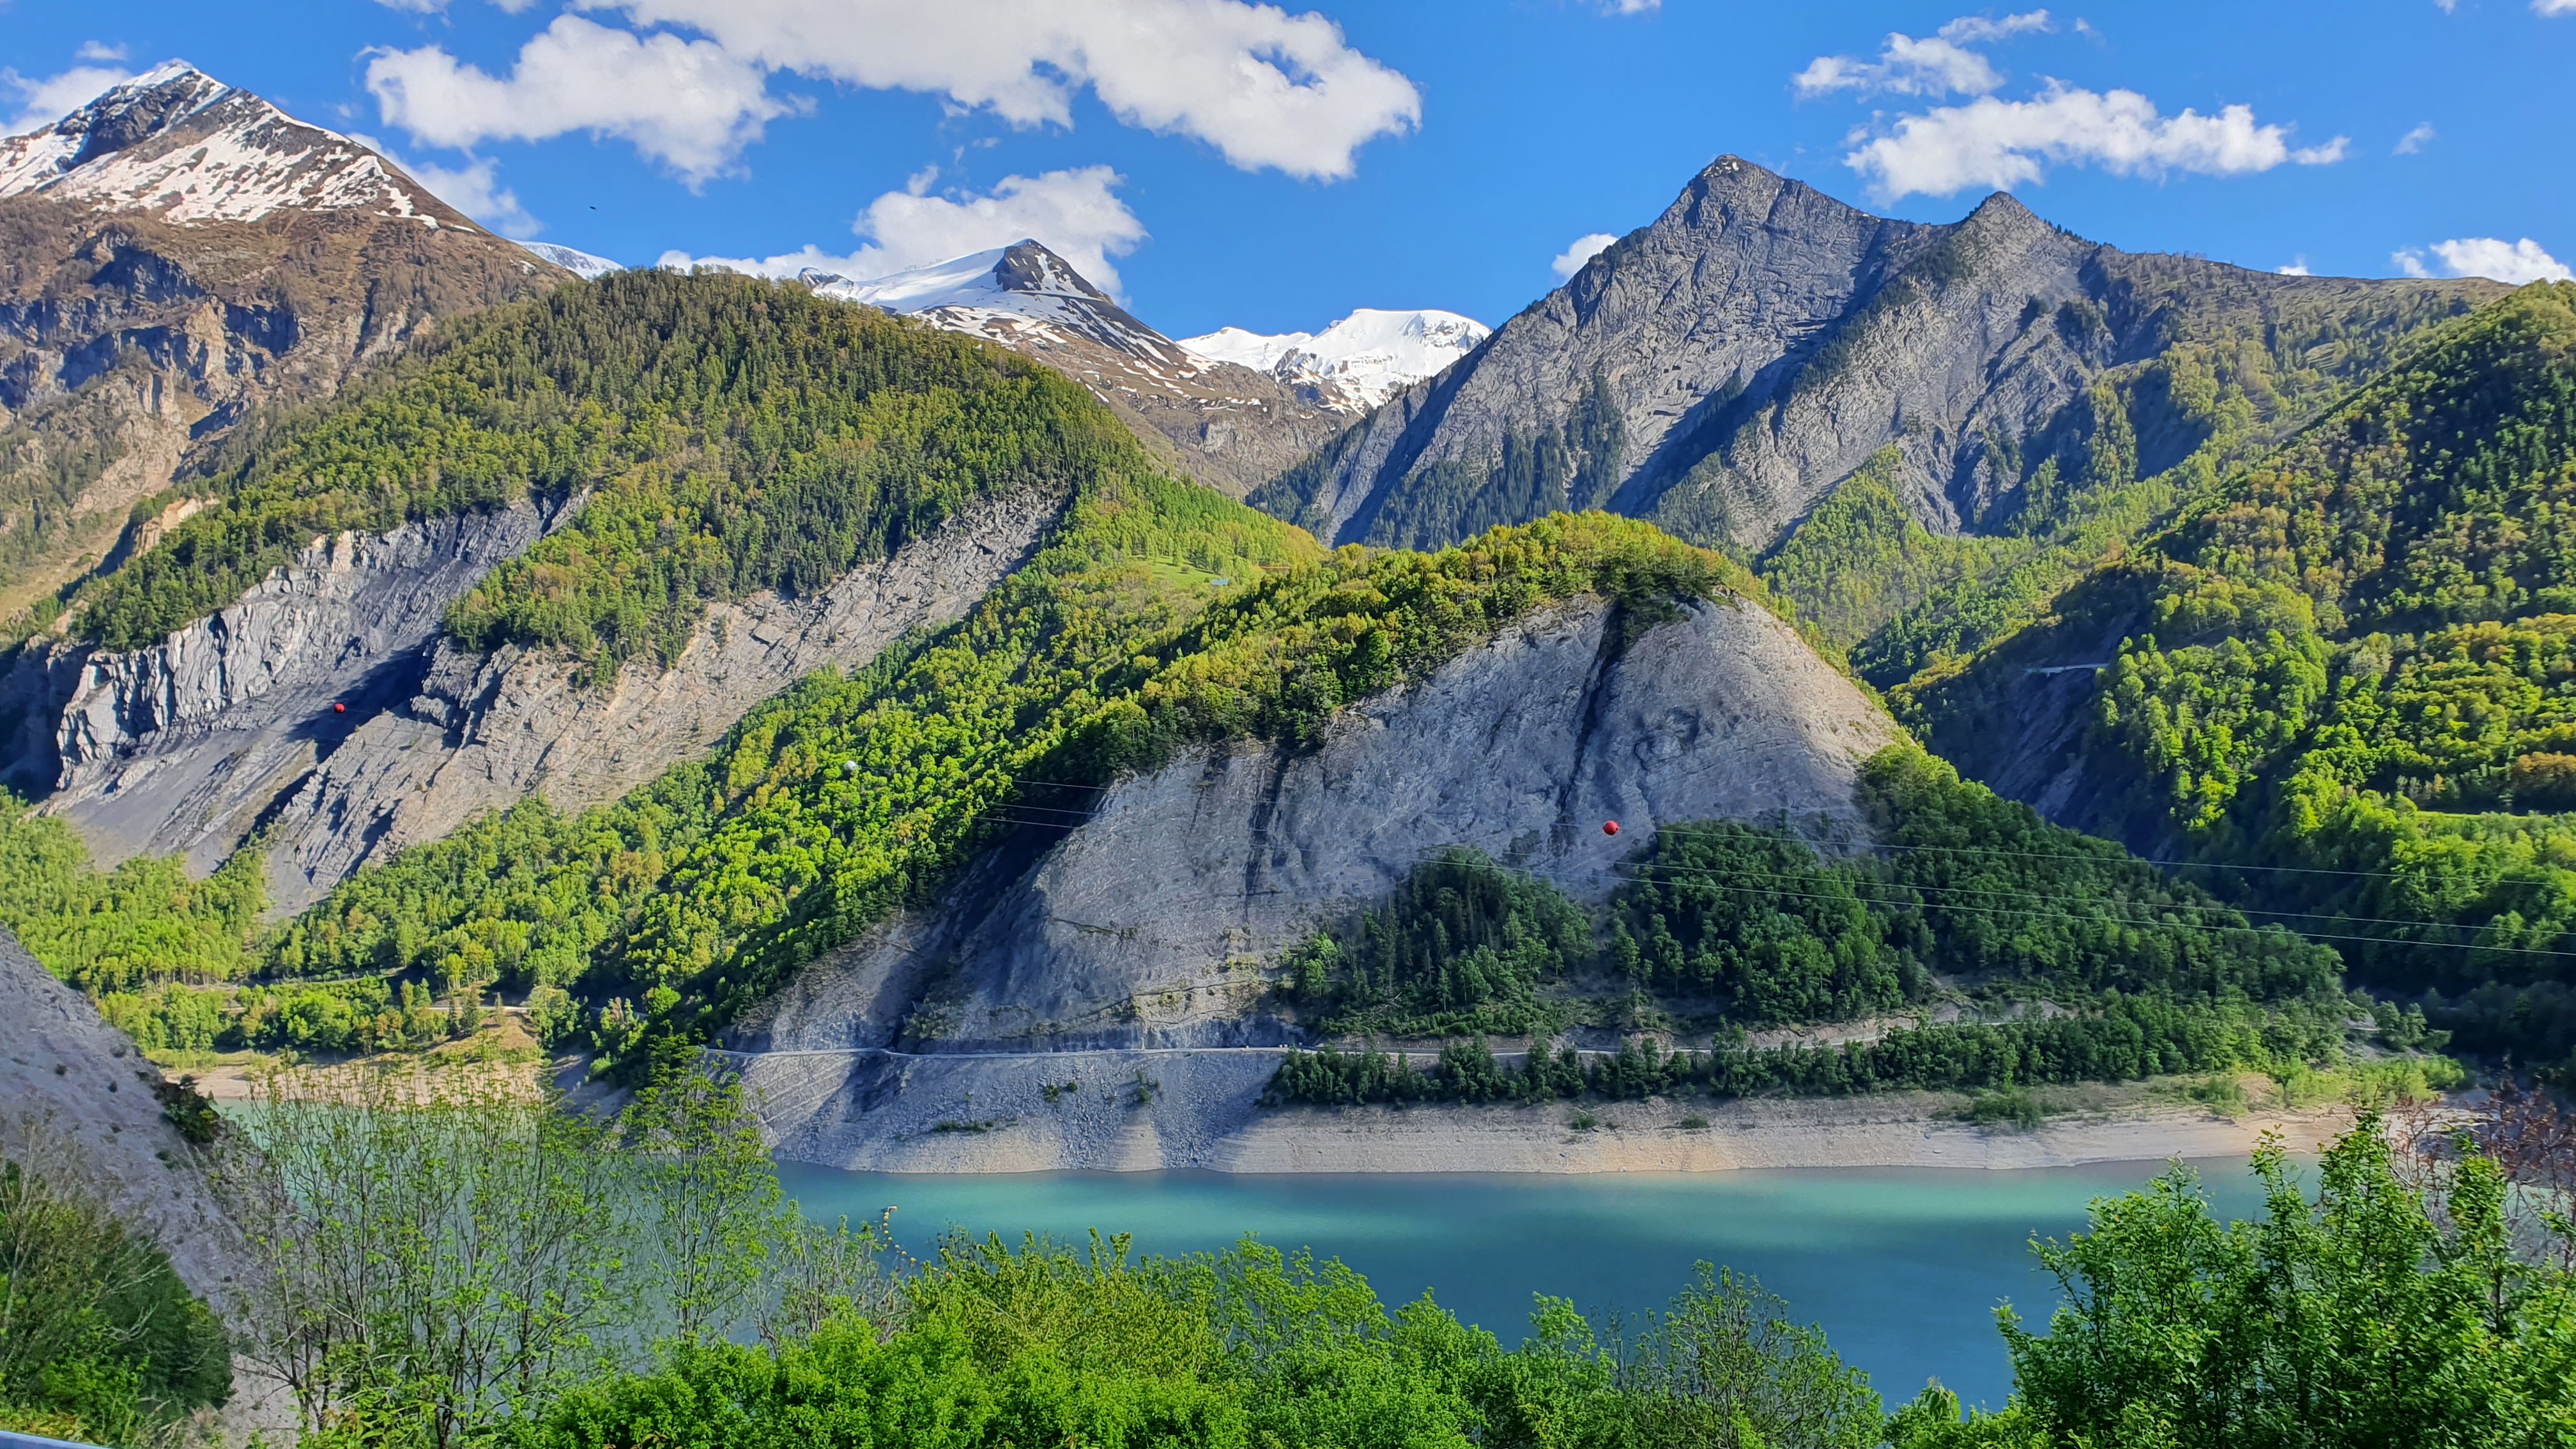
[
  {"xmin": 622, "ymin": 1046, "xmax": 786, "ymax": 1344},
  {"xmin": 0, "ymin": 1123, "xmax": 231, "ymax": 1446},
  {"xmin": 1995, "ymin": 1121, "xmax": 2576, "ymax": 1448}
]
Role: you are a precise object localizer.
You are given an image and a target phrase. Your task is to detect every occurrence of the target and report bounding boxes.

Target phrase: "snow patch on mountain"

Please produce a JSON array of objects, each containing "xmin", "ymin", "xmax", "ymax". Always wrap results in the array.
[
  {"xmin": 0, "ymin": 61, "xmax": 457, "ymax": 228},
  {"xmin": 519, "ymin": 241, "xmax": 621, "ymax": 280},
  {"xmin": 1181, "ymin": 309, "xmax": 1490, "ymax": 411},
  {"xmin": 797, "ymin": 240, "xmax": 1202, "ymax": 374}
]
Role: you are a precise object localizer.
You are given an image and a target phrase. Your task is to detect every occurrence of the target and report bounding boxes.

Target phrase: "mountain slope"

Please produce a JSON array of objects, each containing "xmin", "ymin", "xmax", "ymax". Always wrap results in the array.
[
  {"xmin": 1179, "ymin": 308, "xmax": 1489, "ymax": 412},
  {"xmin": 0, "ymin": 63, "xmax": 571, "ymax": 631},
  {"xmin": 1259, "ymin": 156, "xmax": 2494, "ymax": 562},
  {"xmin": 1903, "ymin": 281, "xmax": 2576, "ymax": 1065},
  {"xmin": 796, "ymin": 241, "xmax": 1349, "ymax": 500},
  {"xmin": 0, "ymin": 272, "xmax": 1133, "ymax": 906}
]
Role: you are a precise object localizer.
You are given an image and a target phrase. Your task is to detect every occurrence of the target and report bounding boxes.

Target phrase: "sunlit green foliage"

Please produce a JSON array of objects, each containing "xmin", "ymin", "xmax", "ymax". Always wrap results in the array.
[
  {"xmin": 1758, "ymin": 450, "xmax": 2016, "ymax": 657},
  {"xmin": 1287, "ymin": 848, "xmax": 1597, "ymax": 1038},
  {"xmin": 0, "ymin": 797, "xmax": 266, "ymax": 993},
  {"xmin": 1935, "ymin": 1122, "xmax": 2576, "ymax": 1448},
  {"xmin": 512, "ymin": 1234, "xmax": 1882, "ymax": 1449},
  {"xmin": 78, "ymin": 271, "xmax": 1104, "ymax": 659},
  {"xmin": 2038, "ymin": 284, "xmax": 2576, "ymax": 1064},
  {"xmin": 0, "ymin": 1144, "xmax": 231, "ymax": 1446}
]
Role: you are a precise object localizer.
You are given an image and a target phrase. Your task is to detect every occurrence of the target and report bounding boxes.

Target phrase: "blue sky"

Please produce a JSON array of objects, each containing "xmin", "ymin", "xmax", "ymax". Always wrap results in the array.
[{"xmin": 4, "ymin": 1, "xmax": 2571, "ymax": 339}]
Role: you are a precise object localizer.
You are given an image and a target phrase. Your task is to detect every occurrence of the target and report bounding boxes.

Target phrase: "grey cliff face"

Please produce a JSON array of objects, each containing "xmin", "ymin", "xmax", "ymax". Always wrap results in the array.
[
  {"xmin": 12, "ymin": 501, "xmax": 563, "ymax": 873},
  {"xmin": 0, "ymin": 489, "xmax": 1057, "ymax": 908},
  {"xmin": 728, "ymin": 592, "xmax": 1899, "ymax": 1170},
  {"xmin": 1273, "ymin": 155, "xmax": 2487, "ymax": 553},
  {"xmin": 0, "ymin": 926, "xmax": 255, "ymax": 1310},
  {"xmin": 259, "ymin": 489, "xmax": 1057, "ymax": 911}
]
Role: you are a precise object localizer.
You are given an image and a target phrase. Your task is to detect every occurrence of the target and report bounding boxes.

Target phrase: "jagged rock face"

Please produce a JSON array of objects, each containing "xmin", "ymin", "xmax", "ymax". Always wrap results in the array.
[
  {"xmin": 259, "ymin": 489, "xmax": 1058, "ymax": 912},
  {"xmin": 802, "ymin": 240, "xmax": 1350, "ymax": 500},
  {"xmin": 0, "ymin": 927, "xmax": 255, "ymax": 1308},
  {"xmin": 0, "ymin": 64, "xmax": 566, "ymax": 611},
  {"xmin": 730, "ymin": 592, "xmax": 1899, "ymax": 1169},
  {"xmin": 6, "ymin": 501, "xmax": 565, "ymax": 871},
  {"xmin": 1, "ymin": 489, "xmax": 1057, "ymax": 908},
  {"xmin": 1276, "ymin": 156, "xmax": 2492, "ymax": 551}
]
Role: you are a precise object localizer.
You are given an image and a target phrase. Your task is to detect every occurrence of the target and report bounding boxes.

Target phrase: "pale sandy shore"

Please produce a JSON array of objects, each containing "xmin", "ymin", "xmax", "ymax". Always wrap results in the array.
[
  {"xmin": 758, "ymin": 1067, "xmax": 2362, "ymax": 1176},
  {"xmin": 1202, "ymin": 1096, "xmax": 2355, "ymax": 1174}
]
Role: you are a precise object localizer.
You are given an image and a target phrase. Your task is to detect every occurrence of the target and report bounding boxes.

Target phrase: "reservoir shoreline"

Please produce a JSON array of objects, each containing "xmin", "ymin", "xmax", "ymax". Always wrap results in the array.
[{"xmin": 754, "ymin": 1072, "xmax": 2354, "ymax": 1175}]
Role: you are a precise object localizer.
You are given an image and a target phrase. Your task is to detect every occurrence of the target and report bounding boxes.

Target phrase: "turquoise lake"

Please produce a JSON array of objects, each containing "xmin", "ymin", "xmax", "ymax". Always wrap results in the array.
[{"xmin": 776, "ymin": 1158, "xmax": 2277, "ymax": 1410}]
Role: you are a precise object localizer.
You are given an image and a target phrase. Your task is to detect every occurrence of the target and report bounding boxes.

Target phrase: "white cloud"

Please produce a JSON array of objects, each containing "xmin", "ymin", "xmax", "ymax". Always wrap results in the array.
[
  {"xmin": 2394, "ymin": 123, "xmax": 2435, "ymax": 155},
  {"xmin": 1793, "ymin": 12, "xmax": 2049, "ymax": 100},
  {"xmin": 1939, "ymin": 11, "xmax": 2055, "ymax": 42},
  {"xmin": 365, "ymin": 15, "xmax": 799, "ymax": 183},
  {"xmin": 2, "ymin": 63, "xmax": 134, "ymax": 135},
  {"xmin": 666, "ymin": 165, "xmax": 1149, "ymax": 298},
  {"xmin": 1843, "ymin": 82, "xmax": 2348, "ymax": 201},
  {"xmin": 580, "ymin": 0, "xmax": 1421, "ymax": 181},
  {"xmin": 374, "ymin": 0, "xmax": 542, "ymax": 12},
  {"xmin": 2538, "ymin": 0, "xmax": 2576, "ymax": 16},
  {"xmin": 1596, "ymin": 0, "xmax": 1660, "ymax": 11},
  {"xmin": 2399, "ymin": 236, "xmax": 2573, "ymax": 284},
  {"xmin": 1550, "ymin": 233, "xmax": 1618, "ymax": 280},
  {"xmin": 411, "ymin": 159, "xmax": 542, "ymax": 237},
  {"xmin": 75, "ymin": 42, "xmax": 128, "ymax": 63},
  {"xmin": 2277, "ymin": 257, "xmax": 2312, "ymax": 276}
]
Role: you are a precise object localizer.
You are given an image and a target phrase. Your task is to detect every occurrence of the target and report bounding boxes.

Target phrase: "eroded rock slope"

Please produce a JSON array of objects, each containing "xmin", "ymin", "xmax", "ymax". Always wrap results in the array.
[
  {"xmin": 263, "ymin": 489, "xmax": 1056, "ymax": 910},
  {"xmin": 729, "ymin": 591, "xmax": 1899, "ymax": 1170},
  {"xmin": 0, "ymin": 489, "xmax": 1057, "ymax": 910}
]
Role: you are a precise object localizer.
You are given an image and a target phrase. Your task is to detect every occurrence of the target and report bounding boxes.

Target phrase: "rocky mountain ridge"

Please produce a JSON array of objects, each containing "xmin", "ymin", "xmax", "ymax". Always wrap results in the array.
[
  {"xmin": 1261, "ymin": 155, "xmax": 2496, "ymax": 554},
  {"xmin": 790, "ymin": 240, "xmax": 1353, "ymax": 500}
]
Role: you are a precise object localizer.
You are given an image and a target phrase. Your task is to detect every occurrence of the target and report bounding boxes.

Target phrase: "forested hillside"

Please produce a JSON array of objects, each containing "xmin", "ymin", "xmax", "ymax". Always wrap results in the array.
[
  {"xmin": 1759, "ymin": 273, "xmax": 2503, "ymax": 684},
  {"xmin": 1909, "ymin": 282, "xmax": 2576, "ymax": 1068},
  {"xmin": 73, "ymin": 270, "xmax": 1115, "ymax": 661},
  {"xmin": 1266, "ymin": 747, "xmax": 2398, "ymax": 1109}
]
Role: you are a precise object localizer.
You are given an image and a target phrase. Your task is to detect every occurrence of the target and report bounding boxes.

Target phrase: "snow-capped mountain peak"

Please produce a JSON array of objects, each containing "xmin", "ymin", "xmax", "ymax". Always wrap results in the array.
[
  {"xmin": 0, "ymin": 61, "xmax": 460, "ymax": 228},
  {"xmin": 797, "ymin": 240, "xmax": 1191, "ymax": 371},
  {"xmin": 1179, "ymin": 309, "xmax": 1491, "ymax": 411},
  {"xmin": 519, "ymin": 241, "xmax": 622, "ymax": 280}
]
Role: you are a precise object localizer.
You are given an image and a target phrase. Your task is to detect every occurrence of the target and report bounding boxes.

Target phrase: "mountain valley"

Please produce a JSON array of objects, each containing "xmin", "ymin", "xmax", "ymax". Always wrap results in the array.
[{"xmin": 0, "ymin": 62, "xmax": 2549, "ymax": 1170}]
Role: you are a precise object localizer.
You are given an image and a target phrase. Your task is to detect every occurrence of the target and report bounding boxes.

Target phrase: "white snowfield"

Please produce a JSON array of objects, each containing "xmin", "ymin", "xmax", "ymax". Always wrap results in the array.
[
  {"xmin": 1181, "ymin": 309, "xmax": 1491, "ymax": 411},
  {"xmin": 797, "ymin": 241, "xmax": 1204, "ymax": 375},
  {"xmin": 0, "ymin": 60, "xmax": 445, "ymax": 227},
  {"xmin": 519, "ymin": 241, "xmax": 622, "ymax": 280}
]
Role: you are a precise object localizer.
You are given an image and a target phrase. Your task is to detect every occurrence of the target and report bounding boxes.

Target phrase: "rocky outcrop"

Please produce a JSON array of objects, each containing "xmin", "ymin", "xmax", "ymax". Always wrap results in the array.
[
  {"xmin": 4, "ymin": 488, "xmax": 1057, "ymax": 908},
  {"xmin": 259, "ymin": 489, "xmax": 1059, "ymax": 910},
  {"xmin": 15, "ymin": 500, "xmax": 564, "ymax": 871},
  {"xmin": 0, "ymin": 926, "xmax": 254, "ymax": 1308},
  {"xmin": 1273, "ymin": 156, "xmax": 2496, "ymax": 553},
  {"xmin": 730, "ymin": 591, "xmax": 1900, "ymax": 1170}
]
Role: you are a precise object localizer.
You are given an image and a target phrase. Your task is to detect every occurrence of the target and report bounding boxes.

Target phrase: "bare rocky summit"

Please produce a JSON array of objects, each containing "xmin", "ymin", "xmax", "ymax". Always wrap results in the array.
[
  {"xmin": 799, "ymin": 241, "xmax": 1356, "ymax": 500},
  {"xmin": 1269, "ymin": 155, "xmax": 2496, "ymax": 552}
]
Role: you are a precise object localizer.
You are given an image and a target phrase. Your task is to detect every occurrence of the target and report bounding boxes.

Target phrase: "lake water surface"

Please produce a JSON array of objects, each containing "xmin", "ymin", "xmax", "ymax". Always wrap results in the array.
[{"xmin": 777, "ymin": 1157, "xmax": 2276, "ymax": 1409}]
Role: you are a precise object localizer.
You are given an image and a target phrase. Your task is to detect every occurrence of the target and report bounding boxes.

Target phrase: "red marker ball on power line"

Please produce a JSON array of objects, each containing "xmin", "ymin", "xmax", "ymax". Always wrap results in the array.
[
  {"xmin": 332, "ymin": 702, "xmax": 346, "ymax": 714},
  {"xmin": 1602, "ymin": 820, "xmax": 1620, "ymax": 836}
]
